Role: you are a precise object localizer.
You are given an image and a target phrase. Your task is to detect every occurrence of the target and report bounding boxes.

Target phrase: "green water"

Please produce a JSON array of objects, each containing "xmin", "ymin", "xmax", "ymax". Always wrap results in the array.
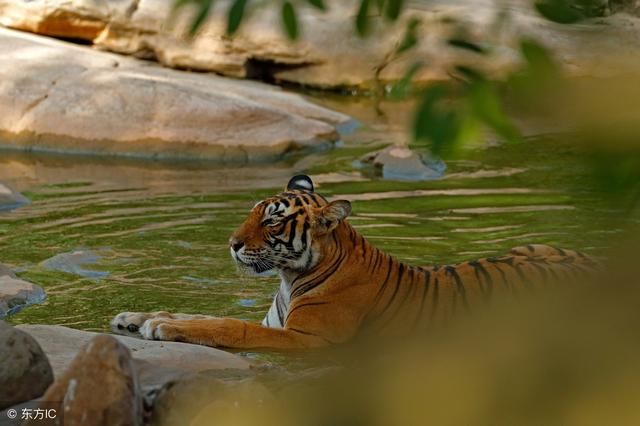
[{"xmin": 0, "ymin": 97, "xmax": 622, "ymax": 339}]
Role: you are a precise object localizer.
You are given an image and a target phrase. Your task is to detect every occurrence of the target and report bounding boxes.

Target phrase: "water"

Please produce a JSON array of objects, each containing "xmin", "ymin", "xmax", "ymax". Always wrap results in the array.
[{"xmin": 0, "ymin": 97, "xmax": 621, "ymax": 340}]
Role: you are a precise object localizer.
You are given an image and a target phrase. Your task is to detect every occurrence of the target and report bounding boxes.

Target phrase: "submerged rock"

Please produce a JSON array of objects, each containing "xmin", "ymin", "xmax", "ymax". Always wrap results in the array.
[
  {"xmin": 34, "ymin": 334, "xmax": 142, "ymax": 426},
  {"xmin": 0, "ymin": 183, "xmax": 28, "ymax": 212},
  {"xmin": 0, "ymin": 27, "xmax": 350, "ymax": 162},
  {"xmin": 2, "ymin": 1, "xmax": 640, "ymax": 89},
  {"xmin": 0, "ymin": 267, "xmax": 46, "ymax": 317},
  {"xmin": 359, "ymin": 146, "xmax": 446, "ymax": 181},
  {"xmin": 41, "ymin": 249, "xmax": 109, "ymax": 279},
  {"xmin": 0, "ymin": 321, "xmax": 54, "ymax": 409}
]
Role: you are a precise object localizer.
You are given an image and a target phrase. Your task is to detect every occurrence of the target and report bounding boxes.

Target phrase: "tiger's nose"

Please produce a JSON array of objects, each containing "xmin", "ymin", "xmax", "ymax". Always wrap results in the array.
[{"xmin": 229, "ymin": 238, "xmax": 245, "ymax": 252}]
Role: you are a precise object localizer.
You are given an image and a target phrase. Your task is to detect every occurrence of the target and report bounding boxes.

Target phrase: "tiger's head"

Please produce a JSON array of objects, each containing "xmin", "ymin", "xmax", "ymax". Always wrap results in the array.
[{"xmin": 229, "ymin": 175, "xmax": 352, "ymax": 276}]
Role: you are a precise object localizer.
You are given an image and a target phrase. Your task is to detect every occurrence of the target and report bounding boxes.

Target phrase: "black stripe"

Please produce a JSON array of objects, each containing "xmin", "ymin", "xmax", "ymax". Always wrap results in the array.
[
  {"xmin": 285, "ymin": 301, "xmax": 329, "ymax": 322},
  {"xmin": 378, "ymin": 263, "xmax": 407, "ymax": 323},
  {"xmin": 373, "ymin": 256, "xmax": 396, "ymax": 306},
  {"xmin": 429, "ymin": 276, "xmax": 439, "ymax": 323},
  {"xmin": 486, "ymin": 261, "xmax": 510, "ymax": 291},
  {"xmin": 555, "ymin": 247, "xmax": 567, "ymax": 256},
  {"xmin": 287, "ymin": 327, "xmax": 334, "ymax": 344},
  {"xmin": 291, "ymin": 244, "xmax": 347, "ymax": 298},
  {"xmin": 412, "ymin": 269, "xmax": 431, "ymax": 329},
  {"xmin": 445, "ymin": 266, "xmax": 470, "ymax": 311},
  {"xmin": 469, "ymin": 260, "xmax": 493, "ymax": 299}
]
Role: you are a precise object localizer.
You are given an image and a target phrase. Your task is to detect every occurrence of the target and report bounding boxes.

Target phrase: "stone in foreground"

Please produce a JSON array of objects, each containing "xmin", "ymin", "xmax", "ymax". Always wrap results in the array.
[
  {"xmin": 32, "ymin": 334, "xmax": 142, "ymax": 426},
  {"xmin": 16, "ymin": 325, "xmax": 253, "ymax": 382},
  {"xmin": 0, "ymin": 27, "xmax": 350, "ymax": 162},
  {"xmin": 0, "ymin": 321, "xmax": 54, "ymax": 410}
]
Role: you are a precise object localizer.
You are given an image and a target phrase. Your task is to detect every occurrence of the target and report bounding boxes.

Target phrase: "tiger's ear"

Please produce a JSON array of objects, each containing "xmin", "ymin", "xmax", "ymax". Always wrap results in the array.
[
  {"xmin": 286, "ymin": 174, "xmax": 314, "ymax": 192},
  {"xmin": 315, "ymin": 200, "xmax": 352, "ymax": 233}
]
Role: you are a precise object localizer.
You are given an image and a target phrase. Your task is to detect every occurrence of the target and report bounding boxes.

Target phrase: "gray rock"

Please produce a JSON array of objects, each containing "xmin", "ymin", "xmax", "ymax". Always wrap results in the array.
[
  {"xmin": 0, "ymin": 269, "xmax": 46, "ymax": 317},
  {"xmin": 0, "ymin": 27, "xmax": 351, "ymax": 162},
  {"xmin": 41, "ymin": 249, "xmax": 109, "ymax": 279},
  {"xmin": 16, "ymin": 325, "xmax": 253, "ymax": 384},
  {"xmin": 0, "ymin": 321, "xmax": 54, "ymax": 410},
  {"xmin": 359, "ymin": 146, "xmax": 446, "ymax": 181},
  {"xmin": 0, "ymin": 183, "xmax": 28, "ymax": 212},
  {"xmin": 32, "ymin": 334, "xmax": 142, "ymax": 426}
]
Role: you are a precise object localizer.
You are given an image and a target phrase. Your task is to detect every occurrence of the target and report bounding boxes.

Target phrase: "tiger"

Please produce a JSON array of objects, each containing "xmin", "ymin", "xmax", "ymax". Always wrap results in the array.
[{"xmin": 111, "ymin": 174, "xmax": 598, "ymax": 349}]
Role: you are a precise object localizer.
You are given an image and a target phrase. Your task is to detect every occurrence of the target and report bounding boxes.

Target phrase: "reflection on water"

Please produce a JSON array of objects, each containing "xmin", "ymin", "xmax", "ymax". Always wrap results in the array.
[{"xmin": 0, "ymin": 98, "xmax": 623, "ymax": 363}]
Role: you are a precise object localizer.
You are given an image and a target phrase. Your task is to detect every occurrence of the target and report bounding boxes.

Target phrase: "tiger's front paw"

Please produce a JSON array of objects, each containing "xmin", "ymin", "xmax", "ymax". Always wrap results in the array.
[
  {"xmin": 111, "ymin": 311, "xmax": 172, "ymax": 337},
  {"xmin": 139, "ymin": 318, "xmax": 188, "ymax": 343}
]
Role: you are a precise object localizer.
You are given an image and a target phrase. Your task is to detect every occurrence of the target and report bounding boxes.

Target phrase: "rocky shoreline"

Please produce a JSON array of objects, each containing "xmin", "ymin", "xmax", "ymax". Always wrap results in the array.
[
  {"xmin": 2, "ymin": 0, "xmax": 640, "ymax": 90},
  {"xmin": 0, "ymin": 27, "xmax": 351, "ymax": 162},
  {"xmin": 0, "ymin": 322, "xmax": 259, "ymax": 426}
]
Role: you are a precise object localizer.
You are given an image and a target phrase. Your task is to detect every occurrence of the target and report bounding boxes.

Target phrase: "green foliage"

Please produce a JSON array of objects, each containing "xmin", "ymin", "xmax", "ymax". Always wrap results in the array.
[
  {"xmin": 356, "ymin": 0, "xmax": 371, "ymax": 37},
  {"xmin": 385, "ymin": 0, "xmax": 405, "ymax": 21},
  {"xmin": 282, "ymin": 2, "xmax": 299, "ymax": 40},
  {"xmin": 396, "ymin": 17, "xmax": 421, "ymax": 54},
  {"xmin": 447, "ymin": 38, "xmax": 488, "ymax": 55},
  {"xmin": 534, "ymin": 0, "xmax": 607, "ymax": 23},
  {"xmin": 307, "ymin": 0, "xmax": 326, "ymax": 11},
  {"xmin": 172, "ymin": 0, "xmax": 213, "ymax": 35},
  {"xmin": 227, "ymin": 0, "xmax": 248, "ymax": 34}
]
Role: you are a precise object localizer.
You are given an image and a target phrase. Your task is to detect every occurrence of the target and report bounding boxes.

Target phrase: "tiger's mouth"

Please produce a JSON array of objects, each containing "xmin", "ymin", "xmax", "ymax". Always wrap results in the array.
[{"xmin": 233, "ymin": 256, "xmax": 275, "ymax": 276}]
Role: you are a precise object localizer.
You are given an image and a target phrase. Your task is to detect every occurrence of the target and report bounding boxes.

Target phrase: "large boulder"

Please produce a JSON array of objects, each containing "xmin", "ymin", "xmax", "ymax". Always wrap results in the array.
[
  {"xmin": 16, "ymin": 325, "xmax": 253, "ymax": 382},
  {"xmin": 0, "ymin": 321, "xmax": 54, "ymax": 410},
  {"xmin": 32, "ymin": 334, "xmax": 142, "ymax": 426},
  {"xmin": 0, "ymin": 267, "xmax": 46, "ymax": 317},
  {"xmin": 0, "ymin": 27, "xmax": 350, "ymax": 162},
  {"xmin": 2, "ymin": 0, "xmax": 640, "ymax": 89}
]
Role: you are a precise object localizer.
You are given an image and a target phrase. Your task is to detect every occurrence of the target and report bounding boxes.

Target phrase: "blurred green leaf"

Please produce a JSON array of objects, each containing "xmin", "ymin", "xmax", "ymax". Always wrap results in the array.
[
  {"xmin": 396, "ymin": 17, "xmax": 421, "ymax": 54},
  {"xmin": 413, "ymin": 85, "xmax": 462, "ymax": 155},
  {"xmin": 385, "ymin": 0, "xmax": 405, "ymax": 21},
  {"xmin": 356, "ymin": 0, "xmax": 371, "ymax": 37},
  {"xmin": 189, "ymin": 0, "xmax": 212, "ymax": 35},
  {"xmin": 172, "ymin": 0, "xmax": 213, "ymax": 36},
  {"xmin": 227, "ymin": 0, "xmax": 248, "ymax": 34},
  {"xmin": 468, "ymin": 81, "xmax": 521, "ymax": 143},
  {"xmin": 282, "ymin": 1, "xmax": 299, "ymax": 39},
  {"xmin": 520, "ymin": 39, "xmax": 560, "ymax": 79},
  {"xmin": 447, "ymin": 38, "xmax": 487, "ymax": 55},
  {"xmin": 374, "ymin": 0, "xmax": 386, "ymax": 14},
  {"xmin": 388, "ymin": 61, "xmax": 423, "ymax": 100},
  {"xmin": 534, "ymin": 0, "xmax": 583, "ymax": 23},
  {"xmin": 307, "ymin": 0, "xmax": 326, "ymax": 10},
  {"xmin": 453, "ymin": 65, "xmax": 486, "ymax": 83}
]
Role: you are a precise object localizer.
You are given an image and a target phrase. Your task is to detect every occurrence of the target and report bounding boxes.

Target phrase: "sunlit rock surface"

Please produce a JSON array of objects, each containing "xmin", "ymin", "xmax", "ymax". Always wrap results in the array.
[
  {"xmin": 16, "ymin": 325, "xmax": 253, "ymax": 380},
  {"xmin": 0, "ymin": 267, "xmax": 46, "ymax": 317},
  {"xmin": 1, "ymin": 0, "xmax": 640, "ymax": 89},
  {"xmin": 0, "ymin": 28, "xmax": 350, "ymax": 161}
]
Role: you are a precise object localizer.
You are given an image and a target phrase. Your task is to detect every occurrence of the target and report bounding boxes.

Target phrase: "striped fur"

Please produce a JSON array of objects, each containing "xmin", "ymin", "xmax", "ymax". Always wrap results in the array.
[{"xmin": 112, "ymin": 175, "xmax": 598, "ymax": 349}]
